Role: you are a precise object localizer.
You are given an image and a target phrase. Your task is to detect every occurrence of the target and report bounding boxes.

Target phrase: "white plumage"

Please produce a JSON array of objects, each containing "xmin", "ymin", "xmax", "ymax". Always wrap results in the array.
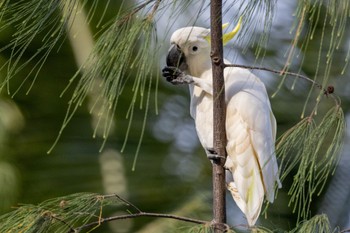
[{"xmin": 164, "ymin": 23, "xmax": 281, "ymax": 226}]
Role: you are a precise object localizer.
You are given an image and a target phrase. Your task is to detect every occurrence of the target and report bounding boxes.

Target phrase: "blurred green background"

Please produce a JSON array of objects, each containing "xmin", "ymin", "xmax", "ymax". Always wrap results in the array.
[{"xmin": 0, "ymin": 1, "xmax": 350, "ymax": 232}]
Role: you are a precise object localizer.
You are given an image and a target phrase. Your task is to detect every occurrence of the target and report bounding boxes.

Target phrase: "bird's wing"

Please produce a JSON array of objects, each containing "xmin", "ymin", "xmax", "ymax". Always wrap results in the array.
[
  {"xmin": 225, "ymin": 102, "xmax": 265, "ymax": 226},
  {"xmin": 224, "ymin": 68, "xmax": 280, "ymax": 225}
]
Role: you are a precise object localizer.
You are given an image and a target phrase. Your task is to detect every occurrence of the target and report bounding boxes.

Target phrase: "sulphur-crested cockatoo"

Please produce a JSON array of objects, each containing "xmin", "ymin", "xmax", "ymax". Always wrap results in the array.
[{"xmin": 162, "ymin": 19, "xmax": 281, "ymax": 226}]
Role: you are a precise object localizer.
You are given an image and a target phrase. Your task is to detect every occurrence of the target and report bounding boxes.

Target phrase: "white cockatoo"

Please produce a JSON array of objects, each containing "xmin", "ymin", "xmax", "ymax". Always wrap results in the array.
[{"xmin": 162, "ymin": 19, "xmax": 281, "ymax": 226}]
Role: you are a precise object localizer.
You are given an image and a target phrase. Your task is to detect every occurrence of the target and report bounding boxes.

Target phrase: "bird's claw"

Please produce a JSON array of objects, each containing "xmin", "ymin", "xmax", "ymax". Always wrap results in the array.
[
  {"xmin": 206, "ymin": 148, "xmax": 225, "ymax": 162},
  {"xmin": 162, "ymin": 66, "xmax": 192, "ymax": 85}
]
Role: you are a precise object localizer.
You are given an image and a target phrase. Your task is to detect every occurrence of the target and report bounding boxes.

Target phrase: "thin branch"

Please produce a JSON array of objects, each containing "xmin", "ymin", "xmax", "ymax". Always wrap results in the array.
[
  {"xmin": 147, "ymin": 0, "xmax": 162, "ymax": 20},
  {"xmin": 116, "ymin": 0, "xmax": 155, "ymax": 25},
  {"xmin": 113, "ymin": 194, "xmax": 142, "ymax": 213},
  {"xmin": 224, "ymin": 63, "xmax": 340, "ymax": 105},
  {"xmin": 71, "ymin": 212, "xmax": 208, "ymax": 233},
  {"xmin": 225, "ymin": 63, "xmax": 322, "ymax": 89},
  {"xmin": 50, "ymin": 214, "xmax": 76, "ymax": 232},
  {"xmin": 130, "ymin": 0, "xmax": 155, "ymax": 16}
]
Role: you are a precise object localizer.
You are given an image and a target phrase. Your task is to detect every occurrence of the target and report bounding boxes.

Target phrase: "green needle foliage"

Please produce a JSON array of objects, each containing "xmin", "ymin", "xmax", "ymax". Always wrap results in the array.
[
  {"xmin": 0, "ymin": 193, "xmax": 122, "ymax": 233},
  {"xmin": 0, "ymin": 0, "xmax": 106, "ymax": 95},
  {"xmin": 49, "ymin": 2, "xmax": 161, "ymax": 168},
  {"xmin": 290, "ymin": 214, "xmax": 332, "ymax": 233},
  {"xmin": 275, "ymin": 0, "xmax": 350, "ymax": 116},
  {"xmin": 276, "ymin": 105, "xmax": 345, "ymax": 221}
]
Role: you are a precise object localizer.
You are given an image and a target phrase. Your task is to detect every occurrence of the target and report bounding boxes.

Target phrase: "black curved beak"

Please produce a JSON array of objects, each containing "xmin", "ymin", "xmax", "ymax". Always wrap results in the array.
[{"xmin": 166, "ymin": 44, "xmax": 188, "ymax": 71}]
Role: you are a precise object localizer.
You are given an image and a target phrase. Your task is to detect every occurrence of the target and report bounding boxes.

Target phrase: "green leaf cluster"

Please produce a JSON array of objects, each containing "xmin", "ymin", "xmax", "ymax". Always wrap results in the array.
[
  {"xmin": 277, "ymin": 106, "xmax": 345, "ymax": 221},
  {"xmin": 0, "ymin": 193, "xmax": 121, "ymax": 232},
  {"xmin": 0, "ymin": 0, "xmax": 105, "ymax": 95}
]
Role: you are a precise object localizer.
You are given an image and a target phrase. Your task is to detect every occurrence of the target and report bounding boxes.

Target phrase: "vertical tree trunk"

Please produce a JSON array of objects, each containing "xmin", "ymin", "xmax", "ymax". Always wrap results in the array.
[{"xmin": 210, "ymin": 0, "xmax": 227, "ymax": 232}]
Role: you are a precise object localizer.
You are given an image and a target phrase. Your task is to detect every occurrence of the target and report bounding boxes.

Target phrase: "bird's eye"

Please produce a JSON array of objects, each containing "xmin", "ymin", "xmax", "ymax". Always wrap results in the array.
[{"xmin": 192, "ymin": 46, "xmax": 198, "ymax": 52}]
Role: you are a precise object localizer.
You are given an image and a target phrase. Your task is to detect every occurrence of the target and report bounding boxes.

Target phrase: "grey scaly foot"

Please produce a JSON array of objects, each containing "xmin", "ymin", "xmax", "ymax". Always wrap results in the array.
[
  {"xmin": 162, "ymin": 66, "xmax": 193, "ymax": 85},
  {"xmin": 206, "ymin": 148, "xmax": 225, "ymax": 162}
]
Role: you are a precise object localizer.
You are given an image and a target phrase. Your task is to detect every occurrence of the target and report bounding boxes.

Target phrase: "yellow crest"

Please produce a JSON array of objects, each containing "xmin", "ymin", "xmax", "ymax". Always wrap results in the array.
[
  {"xmin": 222, "ymin": 16, "xmax": 242, "ymax": 45},
  {"xmin": 204, "ymin": 16, "xmax": 242, "ymax": 45}
]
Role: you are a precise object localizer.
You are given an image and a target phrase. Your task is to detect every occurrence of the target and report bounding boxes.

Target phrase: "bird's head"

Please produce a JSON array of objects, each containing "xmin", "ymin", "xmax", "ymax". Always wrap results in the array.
[{"xmin": 166, "ymin": 17, "xmax": 242, "ymax": 77}]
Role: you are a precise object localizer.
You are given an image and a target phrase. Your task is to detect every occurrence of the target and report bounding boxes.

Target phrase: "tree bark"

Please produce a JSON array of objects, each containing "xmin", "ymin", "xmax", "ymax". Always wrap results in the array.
[{"xmin": 210, "ymin": 0, "xmax": 227, "ymax": 232}]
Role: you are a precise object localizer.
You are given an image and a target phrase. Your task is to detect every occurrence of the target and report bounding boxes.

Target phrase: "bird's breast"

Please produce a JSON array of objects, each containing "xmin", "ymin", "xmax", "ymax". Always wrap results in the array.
[{"xmin": 190, "ymin": 87, "xmax": 214, "ymax": 148}]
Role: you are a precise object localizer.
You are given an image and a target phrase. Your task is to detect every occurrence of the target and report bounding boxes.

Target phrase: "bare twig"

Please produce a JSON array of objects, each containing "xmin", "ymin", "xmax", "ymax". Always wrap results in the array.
[
  {"xmin": 224, "ymin": 63, "xmax": 340, "ymax": 105},
  {"xmin": 113, "ymin": 194, "xmax": 142, "ymax": 213},
  {"xmin": 225, "ymin": 63, "xmax": 322, "ymax": 88},
  {"xmin": 147, "ymin": 0, "xmax": 162, "ymax": 20},
  {"xmin": 116, "ymin": 0, "xmax": 155, "ymax": 25},
  {"xmin": 70, "ymin": 212, "xmax": 208, "ymax": 233},
  {"xmin": 47, "ymin": 212, "xmax": 75, "ymax": 232}
]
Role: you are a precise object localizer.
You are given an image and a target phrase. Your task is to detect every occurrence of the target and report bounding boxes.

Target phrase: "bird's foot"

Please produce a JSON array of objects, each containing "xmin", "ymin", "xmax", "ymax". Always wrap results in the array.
[
  {"xmin": 206, "ymin": 148, "xmax": 225, "ymax": 162},
  {"xmin": 162, "ymin": 66, "xmax": 193, "ymax": 85}
]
